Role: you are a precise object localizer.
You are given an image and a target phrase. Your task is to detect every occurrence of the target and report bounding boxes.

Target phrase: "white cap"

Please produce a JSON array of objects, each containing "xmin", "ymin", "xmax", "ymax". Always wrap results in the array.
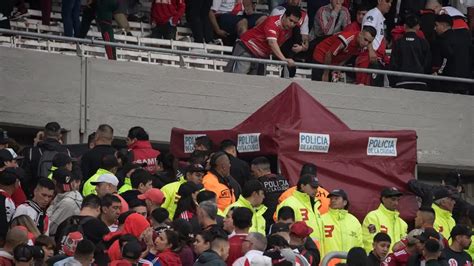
[{"xmin": 91, "ymin": 174, "xmax": 119, "ymax": 186}]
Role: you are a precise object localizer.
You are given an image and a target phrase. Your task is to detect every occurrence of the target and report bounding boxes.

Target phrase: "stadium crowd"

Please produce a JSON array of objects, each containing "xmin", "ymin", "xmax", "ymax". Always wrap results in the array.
[
  {"xmin": 0, "ymin": 122, "xmax": 473, "ymax": 265},
  {"xmin": 0, "ymin": 0, "xmax": 473, "ymax": 92}
]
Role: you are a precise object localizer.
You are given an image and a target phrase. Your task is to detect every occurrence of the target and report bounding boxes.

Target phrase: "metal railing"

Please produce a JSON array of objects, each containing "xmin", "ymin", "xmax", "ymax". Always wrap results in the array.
[
  {"xmin": 1, "ymin": 28, "xmax": 473, "ymax": 84},
  {"xmin": 321, "ymin": 251, "xmax": 348, "ymax": 266}
]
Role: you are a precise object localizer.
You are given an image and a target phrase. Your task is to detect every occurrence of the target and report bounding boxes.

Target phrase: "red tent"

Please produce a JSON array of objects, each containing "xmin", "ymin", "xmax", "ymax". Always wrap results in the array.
[{"xmin": 169, "ymin": 82, "xmax": 418, "ymax": 220}]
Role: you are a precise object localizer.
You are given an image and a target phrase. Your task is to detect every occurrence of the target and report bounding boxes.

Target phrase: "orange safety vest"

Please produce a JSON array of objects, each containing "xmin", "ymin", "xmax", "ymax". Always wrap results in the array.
[{"xmin": 202, "ymin": 172, "xmax": 236, "ymax": 211}]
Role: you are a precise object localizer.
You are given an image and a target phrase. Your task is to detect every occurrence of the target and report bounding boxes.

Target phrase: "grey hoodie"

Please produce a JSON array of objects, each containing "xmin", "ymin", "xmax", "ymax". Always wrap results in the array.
[{"xmin": 47, "ymin": 190, "xmax": 83, "ymax": 236}]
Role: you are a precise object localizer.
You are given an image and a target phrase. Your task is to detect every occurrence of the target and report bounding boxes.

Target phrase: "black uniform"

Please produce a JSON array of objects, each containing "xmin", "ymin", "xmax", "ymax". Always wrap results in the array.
[
  {"xmin": 389, "ymin": 31, "xmax": 431, "ymax": 90},
  {"xmin": 257, "ymin": 173, "xmax": 289, "ymax": 231},
  {"xmin": 80, "ymin": 144, "xmax": 116, "ymax": 180}
]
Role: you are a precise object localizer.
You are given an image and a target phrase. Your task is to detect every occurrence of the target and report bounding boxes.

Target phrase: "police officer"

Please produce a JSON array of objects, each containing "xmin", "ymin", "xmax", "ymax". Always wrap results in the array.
[
  {"xmin": 362, "ymin": 187, "xmax": 408, "ymax": 252},
  {"xmin": 431, "ymin": 188, "xmax": 457, "ymax": 240},
  {"xmin": 321, "ymin": 189, "xmax": 362, "ymax": 257}
]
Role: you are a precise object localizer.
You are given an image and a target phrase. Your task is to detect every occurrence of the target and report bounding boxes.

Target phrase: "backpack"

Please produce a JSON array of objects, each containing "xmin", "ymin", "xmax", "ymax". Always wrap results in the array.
[
  {"xmin": 55, "ymin": 216, "xmax": 94, "ymax": 252},
  {"xmin": 36, "ymin": 149, "xmax": 70, "ymax": 178}
]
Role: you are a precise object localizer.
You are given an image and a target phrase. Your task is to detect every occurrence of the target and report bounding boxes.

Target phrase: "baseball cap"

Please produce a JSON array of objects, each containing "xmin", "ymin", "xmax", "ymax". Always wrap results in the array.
[
  {"xmin": 0, "ymin": 149, "xmax": 14, "ymax": 162},
  {"xmin": 298, "ymin": 174, "xmax": 319, "ymax": 188},
  {"xmin": 53, "ymin": 169, "xmax": 80, "ymax": 184},
  {"xmin": 0, "ymin": 129, "xmax": 9, "ymax": 144},
  {"xmin": 290, "ymin": 221, "xmax": 313, "ymax": 238},
  {"xmin": 406, "ymin": 229, "xmax": 424, "ymax": 245},
  {"xmin": 178, "ymin": 181, "xmax": 203, "ymax": 198},
  {"xmin": 415, "ymin": 227, "xmax": 441, "ymax": 242},
  {"xmin": 270, "ymin": 223, "xmax": 290, "ymax": 235},
  {"xmin": 381, "ymin": 187, "xmax": 403, "ymax": 197},
  {"xmin": 122, "ymin": 241, "xmax": 143, "ymax": 260},
  {"xmin": 137, "ymin": 188, "xmax": 165, "ymax": 205},
  {"xmin": 0, "ymin": 168, "xmax": 19, "ymax": 186},
  {"xmin": 45, "ymin": 122, "xmax": 61, "ymax": 132},
  {"xmin": 91, "ymin": 174, "xmax": 119, "ymax": 186},
  {"xmin": 450, "ymin": 225, "xmax": 473, "ymax": 239},
  {"xmin": 52, "ymin": 153, "xmax": 72, "ymax": 168},
  {"xmin": 300, "ymin": 163, "xmax": 317, "ymax": 176},
  {"xmin": 186, "ymin": 164, "xmax": 206, "ymax": 173},
  {"xmin": 424, "ymin": 238, "xmax": 442, "ymax": 253},
  {"xmin": 328, "ymin": 189, "xmax": 348, "ymax": 200},
  {"xmin": 433, "ymin": 188, "xmax": 459, "ymax": 201}
]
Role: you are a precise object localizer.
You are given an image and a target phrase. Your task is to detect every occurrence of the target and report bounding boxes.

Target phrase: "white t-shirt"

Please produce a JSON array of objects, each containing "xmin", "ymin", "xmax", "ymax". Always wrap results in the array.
[
  {"xmin": 362, "ymin": 7, "xmax": 385, "ymax": 51},
  {"xmin": 211, "ymin": 0, "xmax": 241, "ymax": 14},
  {"xmin": 270, "ymin": 6, "xmax": 309, "ymax": 35}
]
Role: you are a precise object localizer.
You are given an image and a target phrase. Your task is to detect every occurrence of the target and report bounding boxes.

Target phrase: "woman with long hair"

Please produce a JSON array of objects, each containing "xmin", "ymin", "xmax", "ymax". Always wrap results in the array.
[
  {"xmin": 145, "ymin": 229, "xmax": 182, "ymax": 266},
  {"xmin": 10, "ymin": 215, "xmax": 41, "ymax": 241},
  {"xmin": 173, "ymin": 181, "xmax": 202, "ymax": 221}
]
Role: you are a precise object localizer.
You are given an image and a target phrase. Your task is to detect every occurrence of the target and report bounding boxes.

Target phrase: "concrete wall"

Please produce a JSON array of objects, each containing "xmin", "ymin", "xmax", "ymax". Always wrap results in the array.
[{"xmin": 1, "ymin": 47, "xmax": 473, "ymax": 169}]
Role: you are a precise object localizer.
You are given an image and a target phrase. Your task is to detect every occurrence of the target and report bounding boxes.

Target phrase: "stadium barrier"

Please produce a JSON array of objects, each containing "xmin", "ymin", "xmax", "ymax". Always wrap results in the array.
[
  {"xmin": 321, "ymin": 251, "xmax": 348, "ymax": 266},
  {"xmin": 1, "ymin": 28, "xmax": 474, "ymax": 84}
]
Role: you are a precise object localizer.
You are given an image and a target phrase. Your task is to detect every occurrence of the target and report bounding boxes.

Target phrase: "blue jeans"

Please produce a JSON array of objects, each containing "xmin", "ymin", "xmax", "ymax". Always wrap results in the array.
[{"xmin": 62, "ymin": 0, "xmax": 81, "ymax": 37}]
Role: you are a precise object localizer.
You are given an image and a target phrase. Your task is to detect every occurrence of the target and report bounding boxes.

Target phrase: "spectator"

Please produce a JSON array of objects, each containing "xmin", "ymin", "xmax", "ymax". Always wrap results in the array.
[
  {"xmin": 83, "ymin": 154, "xmax": 119, "ymax": 196},
  {"xmin": 226, "ymin": 207, "xmax": 252, "ymax": 265},
  {"xmin": 432, "ymin": 14, "xmax": 472, "ymax": 94},
  {"xmin": 224, "ymin": 179, "xmax": 266, "ymax": 234},
  {"xmin": 150, "ymin": 0, "xmax": 185, "ymax": 40},
  {"xmin": 34, "ymin": 235, "xmax": 56, "ymax": 263},
  {"xmin": 96, "ymin": 0, "xmax": 119, "ymax": 60},
  {"xmin": 54, "ymin": 195, "xmax": 109, "ymax": 264},
  {"xmin": 110, "ymin": 237, "xmax": 153, "ymax": 265},
  {"xmin": 137, "ymin": 188, "xmax": 165, "ymax": 214},
  {"xmin": 311, "ymin": 0, "xmax": 351, "ymax": 38},
  {"xmin": 119, "ymin": 168, "xmax": 154, "ymax": 204},
  {"xmin": 250, "ymin": 156, "xmax": 289, "ymax": 231},
  {"xmin": 441, "ymin": 225, "xmax": 473, "ymax": 264},
  {"xmin": 310, "ymin": 26, "xmax": 376, "ymax": 81},
  {"xmin": 346, "ymin": 247, "xmax": 368, "ymax": 266},
  {"xmin": 0, "ymin": 169, "xmax": 19, "ymax": 243},
  {"xmin": 414, "ymin": 206, "xmax": 436, "ymax": 229},
  {"xmin": 9, "ymin": 216, "xmax": 40, "ymax": 244},
  {"xmin": 419, "ymin": 0, "xmax": 440, "ymax": 46},
  {"xmin": 193, "ymin": 230, "xmax": 213, "ymax": 257},
  {"xmin": 0, "ymin": 0, "xmax": 13, "ymax": 30},
  {"xmin": 277, "ymin": 174, "xmax": 323, "ymax": 240},
  {"xmin": 13, "ymin": 243, "xmax": 37, "ymax": 266},
  {"xmin": 362, "ymin": 187, "xmax": 407, "ymax": 252},
  {"xmin": 47, "ymin": 169, "xmax": 83, "ymax": 236},
  {"xmin": 194, "ymin": 136, "xmax": 213, "ymax": 152},
  {"xmin": 145, "ymin": 229, "xmax": 182, "ymax": 266},
  {"xmin": 21, "ymin": 122, "xmax": 70, "ymax": 196},
  {"xmin": 171, "ymin": 219, "xmax": 195, "ymax": 266},
  {"xmin": 104, "ymin": 213, "xmax": 151, "ymax": 261},
  {"xmin": 116, "ymin": 163, "xmax": 141, "ymax": 193},
  {"xmin": 100, "ymin": 194, "xmax": 122, "ymax": 232},
  {"xmin": 197, "ymin": 200, "xmax": 223, "ymax": 232},
  {"xmin": 220, "ymin": 140, "xmax": 250, "ymax": 189},
  {"xmin": 264, "ymin": 234, "xmax": 310, "ymax": 265},
  {"xmin": 355, "ymin": 0, "xmax": 392, "ymax": 85},
  {"xmin": 0, "ymin": 149, "xmax": 27, "ymax": 207},
  {"xmin": 53, "ymin": 239, "xmax": 95, "ymax": 266},
  {"xmin": 47, "ymin": 152, "xmax": 73, "ymax": 180},
  {"xmin": 126, "ymin": 126, "xmax": 161, "ymax": 174},
  {"xmin": 185, "ymin": 0, "xmax": 213, "ymax": 43},
  {"xmin": 174, "ymin": 181, "xmax": 203, "ymax": 221},
  {"xmin": 0, "ymin": 226, "xmax": 28, "ymax": 266},
  {"xmin": 344, "ymin": 5, "xmax": 369, "ymax": 31},
  {"xmin": 423, "ymin": 238, "xmax": 443, "ymax": 266},
  {"xmin": 153, "ymin": 152, "xmax": 181, "ymax": 188},
  {"xmin": 321, "ymin": 189, "xmax": 362, "ymax": 258},
  {"xmin": 367, "ymin": 232, "xmax": 391, "ymax": 266},
  {"xmin": 194, "ymin": 236, "xmax": 229, "ymax": 266},
  {"xmin": 224, "ymin": 6, "xmax": 302, "ymax": 74},
  {"xmin": 162, "ymin": 163, "xmax": 206, "ymax": 219},
  {"xmin": 389, "ymin": 14, "xmax": 431, "ymax": 90},
  {"xmin": 150, "ymin": 207, "xmax": 171, "ymax": 231},
  {"xmin": 271, "ymin": 0, "xmax": 310, "ymax": 78},
  {"xmin": 431, "ymin": 187, "xmax": 456, "ymax": 240},
  {"xmin": 233, "ymin": 232, "xmax": 271, "ymax": 265},
  {"xmin": 130, "ymin": 199, "xmax": 148, "ymax": 218},
  {"xmin": 289, "ymin": 222, "xmax": 320, "ymax": 265},
  {"xmin": 61, "ymin": 0, "xmax": 81, "ymax": 37},
  {"xmin": 13, "ymin": 177, "xmax": 55, "ymax": 235},
  {"xmin": 202, "ymin": 152, "xmax": 237, "ymax": 211},
  {"xmin": 382, "ymin": 229, "xmax": 424, "ymax": 265},
  {"xmin": 80, "ymin": 124, "xmax": 116, "ymax": 180}
]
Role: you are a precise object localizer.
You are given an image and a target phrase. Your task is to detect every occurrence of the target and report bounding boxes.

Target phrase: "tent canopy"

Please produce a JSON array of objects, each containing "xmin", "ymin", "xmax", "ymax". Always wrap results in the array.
[{"xmin": 169, "ymin": 82, "xmax": 418, "ymax": 220}]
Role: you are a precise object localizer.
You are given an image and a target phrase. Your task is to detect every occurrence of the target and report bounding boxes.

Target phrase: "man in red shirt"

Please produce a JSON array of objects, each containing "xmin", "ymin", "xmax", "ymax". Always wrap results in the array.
[
  {"xmin": 150, "ymin": 0, "xmax": 186, "ymax": 40},
  {"xmin": 344, "ymin": 5, "xmax": 369, "ymax": 32},
  {"xmin": 310, "ymin": 26, "xmax": 376, "ymax": 81},
  {"xmin": 224, "ymin": 6, "xmax": 302, "ymax": 74},
  {"xmin": 226, "ymin": 207, "xmax": 252, "ymax": 266}
]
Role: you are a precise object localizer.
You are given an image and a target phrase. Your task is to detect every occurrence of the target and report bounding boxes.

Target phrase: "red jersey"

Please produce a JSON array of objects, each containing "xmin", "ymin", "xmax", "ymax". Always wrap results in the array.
[
  {"xmin": 151, "ymin": 0, "xmax": 185, "ymax": 25},
  {"xmin": 240, "ymin": 15, "xmax": 293, "ymax": 58},
  {"xmin": 382, "ymin": 248, "xmax": 411, "ymax": 266},
  {"xmin": 313, "ymin": 31, "xmax": 362, "ymax": 65},
  {"xmin": 226, "ymin": 233, "xmax": 247, "ymax": 266},
  {"xmin": 344, "ymin": 21, "xmax": 361, "ymax": 32}
]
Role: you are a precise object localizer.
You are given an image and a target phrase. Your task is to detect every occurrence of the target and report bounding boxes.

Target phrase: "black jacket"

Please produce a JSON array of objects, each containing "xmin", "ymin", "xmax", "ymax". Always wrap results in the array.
[
  {"xmin": 229, "ymin": 155, "xmax": 250, "ymax": 189},
  {"xmin": 20, "ymin": 138, "xmax": 70, "ymax": 196},
  {"xmin": 80, "ymin": 144, "xmax": 116, "ymax": 179},
  {"xmin": 389, "ymin": 31, "xmax": 431, "ymax": 86},
  {"xmin": 258, "ymin": 173, "xmax": 289, "ymax": 231},
  {"xmin": 367, "ymin": 251, "xmax": 382, "ymax": 266},
  {"xmin": 194, "ymin": 250, "xmax": 226, "ymax": 266}
]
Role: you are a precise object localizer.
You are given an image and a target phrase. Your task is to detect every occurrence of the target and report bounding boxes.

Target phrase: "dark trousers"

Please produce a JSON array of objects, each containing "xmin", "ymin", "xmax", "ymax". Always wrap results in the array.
[
  {"xmin": 151, "ymin": 24, "xmax": 177, "ymax": 40},
  {"xmin": 76, "ymin": 2, "xmax": 96, "ymax": 38},
  {"xmin": 185, "ymin": 0, "xmax": 213, "ymax": 43},
  {"xmin": 61, "ymin": 0, "xmax": 81, "ymax": 37},
  {"xmin": 40, "ymin": 0, "xmax": 52, "ymax": 25},
  {"xmin": 99, "ymin": 20, "xmax": 116, "ymax": 60},
  {"xmin": 0, "ymin": 19, "xmax": 11, "ymax": 30}
]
